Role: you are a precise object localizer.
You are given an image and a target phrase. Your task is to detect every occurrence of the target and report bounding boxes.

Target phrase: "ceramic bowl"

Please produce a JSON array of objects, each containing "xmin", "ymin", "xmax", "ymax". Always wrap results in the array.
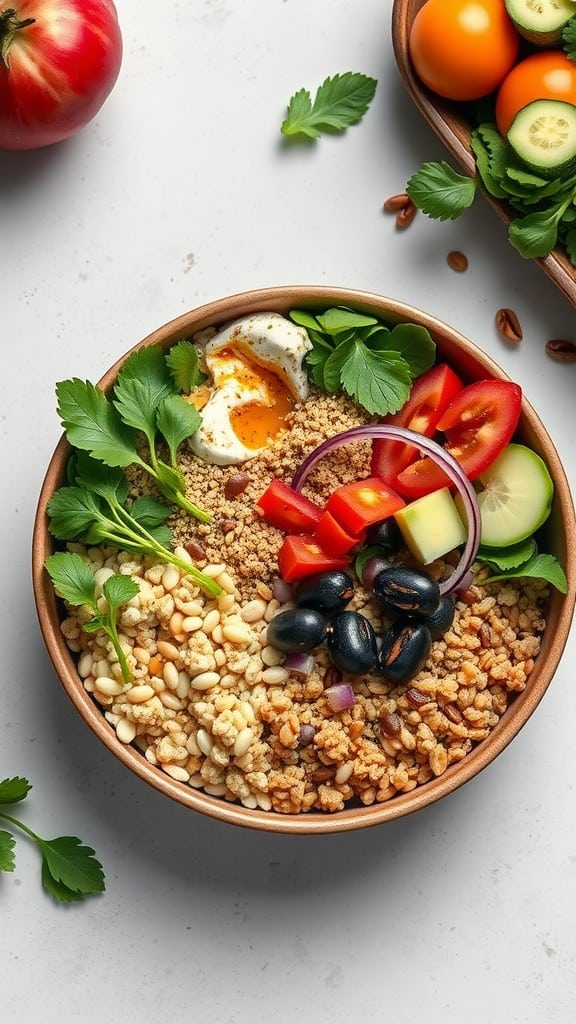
[
  {"xmin": 391, "ymin": 0, "xmax": 576, "ymax": 308},
  {"xmin": 32, "ymin": 286, "xmax": 576, "ymax": 834}
]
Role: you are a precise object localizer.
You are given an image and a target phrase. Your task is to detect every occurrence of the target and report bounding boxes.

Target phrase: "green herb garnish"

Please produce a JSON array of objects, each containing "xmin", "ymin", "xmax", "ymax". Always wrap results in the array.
[
  {"xmin": 281, "ymin": 72, "xmax": 377, "ymax": 140},
  {"xmin": 0, "ymin": 776, "xmax": 105, "ymax": 903},
  {"xmin": 45, "ymin": 551, "xmax": 139, "ymax": 684},
  {"xmin": 56, "ymin": 344, "xmax": 207, "ymax": 521},
  {"xmin": 478, "ymin": 542, "xmax": 568, "ymax": 593},
  {"xmin": 289, "ymin": 306, "xmax": 436, "ymax": 416},
  {"xmin": 46, "ymin": 453, "xmax": 222, "ymax": 598}
]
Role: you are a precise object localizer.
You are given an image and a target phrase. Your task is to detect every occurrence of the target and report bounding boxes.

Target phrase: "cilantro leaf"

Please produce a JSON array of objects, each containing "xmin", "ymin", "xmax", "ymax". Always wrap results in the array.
[
  {"xmin": 56, "ymin": 379, "xmax": 138, "ymax": 469},
  {"xmin": 0, "ymin": 776, "xmax": 32, "ymax": 804},
  {"xmin": 483, "ymin": 553, "xmax": 568, "ymax": 594},
  {"xmin": 113, "ymin": 345, "xmax": 176, "ymax": 443},
  {"xmin": 102, "ymin": 573, "xmax": 140, "ymax": 612},
  {"xmin": 0, "ymin": 830, "xmax": 16, "ymax": 872},
  {"xmin": 508, "ymin": 206, "xmax": 564, "ymax": 259},
  {"xmin": 387, "ymin": 323, "xmax": 436, "ymax": 379},
  {"xmin": 316, "ymin": 308, "xmax": 378, "ymax": 334},
  {"xmin": 478, "ymin": 537, "xmax": 537, "ymax": 571},
  {"xmin": 44, "ymin": 551, "xmax": 96, "ymax": 607},
  {"xmin": 281, "ymin": 72, "xmax": 377, "ymax": 139},
  {"xmin": 339, "ymin": 341, "xmax": 413, "ymax": 415},
  {"xmin": 165, "ymin": 339, "xmax": 206, "ymax": 393},
  {"xmin": 156, "ymin": 394, "xmax": 202, "ymax": 466},
  {"xmin": 407, "ymin": 161, "xmax": 478, "ymax": 220},
  {"xmin": 129, "ymin": 494, "xmax": 172, "ymax": 529},
  {"xmin": 36, "ymin": 835, "xmax": 105, "ymax": 899}
]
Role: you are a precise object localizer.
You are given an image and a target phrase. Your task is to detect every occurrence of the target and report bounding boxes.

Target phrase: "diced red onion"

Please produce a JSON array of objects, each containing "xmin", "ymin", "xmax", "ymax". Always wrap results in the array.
[
  {"xmin": 284, "ymin": 652, "xmax": 315, "ymax": 676},
  {"xmin": 291, "ymin": 425, "xmax": 481, "ymax": 596},
  {"xmin": 324, "ymin": 682, "xmax": 356, "ymax": 711},
  {"xmin": 272, "ymin": 576, "xmax": 293, "ymax": 603}
]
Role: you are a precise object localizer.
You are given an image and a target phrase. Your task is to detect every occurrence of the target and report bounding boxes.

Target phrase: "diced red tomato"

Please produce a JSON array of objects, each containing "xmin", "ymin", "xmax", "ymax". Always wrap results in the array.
[
  {"xmin": 277, "ymin": 535, "xmax": 350, "ymax": 582},
  {"xmin": 370, "ymin": 363, "xmax": 464, "ymax": 482},
  {"xmin": 395, "ymin": 379, "xmax": 522, "ymax": 499},
  {"xmin": 256, "ymin": 479, "xmax": 323, "ymax": 534},
  {"xmin": 312, "ymin": 511, "xmax": 361, "ymax": 557},
  {"xmin": 325, "ymin": 477, "xmax": 405, "ymax": 536}
]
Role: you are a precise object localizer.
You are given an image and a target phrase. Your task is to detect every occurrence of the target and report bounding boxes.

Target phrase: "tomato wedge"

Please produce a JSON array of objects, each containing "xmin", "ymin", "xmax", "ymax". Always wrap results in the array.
[
  {"xmin": 278, "ymin": 535, "xmax": 349, "ymax": 582},
  {"xmin": 371, "ymin": 363, "xmax": 464, "ymax": 482},
  {"xmin": 394, "ymin": 379, "xmax": 522, "ymax": 499},
  {"xmin": 325, "ymin": 477, "xmax": 405, "ymax": 535},
  {"xmin": 256, "ymin": 479, "xmax": 322, "ymax": 533},
  {"xmin": 312, "ymin": 511, "xmax": 360, "ymax": 557}
]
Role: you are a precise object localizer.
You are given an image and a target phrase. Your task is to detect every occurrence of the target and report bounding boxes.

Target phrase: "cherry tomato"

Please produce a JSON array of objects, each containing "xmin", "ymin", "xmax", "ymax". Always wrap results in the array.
[
  {"xmin": 256, "ymin": 479, "xmax": 323, "ymax": 534},
  {"xmin": 394, "ymin": 379, "xmax": 523, "ymax": 499},
  {"xmin": 408, "ymin": 0, "xmax": 520, "ymax": 102},
  {"xmin": 278, "ymin": 535, "xmax": 349, "ymax": 583},
  {"xmin": 0, "ymin": 0, "xmax": 122, "ymax": 150},
  {"xmin": 312, "ymin": 511, "xmax": 360, "ymax": 557},
  {"xmin": 325, "ymin": 477, "xmax": 406, "ymax": 537},
  {"xmin": 370, "ymin": 363, "xmax": 464, "ymax": 483},
  {"xmin": 495, "ymin": 50, "xmax": 576, "ymax": 137}
]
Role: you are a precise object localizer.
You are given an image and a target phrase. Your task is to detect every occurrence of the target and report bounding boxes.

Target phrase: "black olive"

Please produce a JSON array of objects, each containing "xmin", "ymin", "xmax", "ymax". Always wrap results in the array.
[
  {"xmin": 378, "ymin": 619, "xmax": 432, "ymax": 684},
  {"xmin": 327, "ymin": 611, "xmax": 378, "ymax": 675},
  {"xmin": 293, "ymin": 570, "xmax": 355, "ymax": 616},
  {"xmin": 372, "ymin": 565, "xmax": 441, "ymax": 617},
  {"xmin": 365, "ymin": 517, "xmax": 402, "ymax": 553},
  {"xmin": 266, "ymin": 608, "xmax": 327, "ymax": 653},
  {"xmin": 415, "ymin": 593, "xmax": 456, "ymax": 640}
]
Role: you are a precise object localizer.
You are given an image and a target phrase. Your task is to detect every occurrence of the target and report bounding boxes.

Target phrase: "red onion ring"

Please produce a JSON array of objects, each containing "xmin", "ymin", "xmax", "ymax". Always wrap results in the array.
[{"xmin": 291, "ymin": 425, "xmax": 481, "ymax": 596}]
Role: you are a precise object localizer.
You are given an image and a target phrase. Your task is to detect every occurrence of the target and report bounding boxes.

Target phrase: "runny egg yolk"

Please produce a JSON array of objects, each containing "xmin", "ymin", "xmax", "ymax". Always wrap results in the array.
[{"xmin": 208, "ymin": 347, "xmax": 295, "ymax": 450}]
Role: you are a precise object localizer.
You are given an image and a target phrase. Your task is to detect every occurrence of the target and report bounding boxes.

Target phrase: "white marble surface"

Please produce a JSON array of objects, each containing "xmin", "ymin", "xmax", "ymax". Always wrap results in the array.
[{"xmin": 2, "ymin": 2, "xmax": 576, "ymax": 1021}]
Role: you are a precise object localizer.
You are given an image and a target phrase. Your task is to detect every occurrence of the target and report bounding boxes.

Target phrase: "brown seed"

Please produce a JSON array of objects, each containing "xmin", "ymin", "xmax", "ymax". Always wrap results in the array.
[
  {"xmin": 447, "ymin": 250, "xmax": 468, "ymax": 272},
  {"xmin": 495, "ymin": 307, "xmax": 523, "ymax": 343},
  {"xmin": 185, "ymin": 539, "xmax": 206, "ymax": 561},
  {"xmin": 383, "ymin": 192, "xmax": 411, "ymax": 213},
  {"xmin": 395, "ymin": 200, "xmax": 417, "ymax": 229},
  {"xmin": 224, "ymin": 472, "xmax": 250, "ymax": 499},
  {"xmin": 219, "ymin": 518, "xmax": 237, "ymax": 534},
  {"xmin": 405, "ymin": 687, "xmax": 429, "ymax": 708},
  {"xmin": 380, "ymin": 711, "xmax": 402, "ymax": 738},
  {"xmin": 444, "ymin": 704, "xmax": 463, "ymax": 724},
  {"xmin": 323, "ymin": 666, "xmax": 343, "ymax": 689},
  {"xmin": 479, "ymin": 621, "xmax": 492, "ymax": 649},
  {"xmin": 545, "ymin": 338, "xmax": 576, "ymax": 362}
]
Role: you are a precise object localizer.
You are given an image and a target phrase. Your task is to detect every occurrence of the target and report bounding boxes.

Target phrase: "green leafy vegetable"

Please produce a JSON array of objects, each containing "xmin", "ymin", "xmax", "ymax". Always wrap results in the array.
[
  {"xmin": 0, "ymin": 777, "xmax": 105, "ymax": 903},
  {"xmin": 56, "ymin": 344, "xmax": 208, "ymax": 521},
  {"xmin": 478, "ymin": 539, "xmax": 568, "ymax": 594},
  {"xmin": 562, "ymin": 16, "xmax": 576, "ymax": 61},
  {"xmin": 405, "ymin": 123, "xmax": 576, "ymax": 265},
  {"xmin": 281, "ymin": 72, "xmax": 377, "ymax": 140},
  {"xmin": 289, "ymin": 306, "xmax": 436, "ymax": 416},
  {"xmin": 46, "ymin": 455, "xmax": 222, "ymax": 599},
  {"xmin": 165, "ymin": 338, "xmax": 206, "ymax": 394},
  {"xmin": 406, "ymin": 161, "xmax": 478, "ymax": 220},
  {"xmin": 45, "ymin": 551, "xmax": 139, "ymax": 684}
]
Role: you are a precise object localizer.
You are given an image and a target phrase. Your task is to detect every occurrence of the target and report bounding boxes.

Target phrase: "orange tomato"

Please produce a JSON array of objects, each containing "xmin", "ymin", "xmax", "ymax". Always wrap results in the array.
[
  {"xmin": 495, "ymin": 51, "xmax": 576, "ymax": 137},
  {"xmin": 408, "ymin": 0, "xmax": 520, "ymax": 102}
]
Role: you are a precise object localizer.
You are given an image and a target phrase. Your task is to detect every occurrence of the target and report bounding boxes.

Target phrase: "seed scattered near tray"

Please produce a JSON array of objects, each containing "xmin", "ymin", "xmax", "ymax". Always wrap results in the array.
[
  {"xmin": 545, "ymin": 339, "xmax": 576, "ymax": 362},
  {"xmin": 495, "ymin": 307, "xmax": 523, "ymax": 344},
  {"xmin": 447, "ymin": 250, "xmax": 468, "ymax": 273},
  {"xmin": 383, "ymin": 193, "xmax": 417, "ymax": 229}
]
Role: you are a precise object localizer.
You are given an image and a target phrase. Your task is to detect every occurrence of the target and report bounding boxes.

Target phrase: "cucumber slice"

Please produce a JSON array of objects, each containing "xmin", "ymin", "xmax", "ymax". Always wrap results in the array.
[
  {"xmin": 504, "ymin": 0, "xmax": 576, "ymax": 46},
  {"xmin": 507, "ymin": 99, "xmax": 576, "ymax": 177},
  {"xmin": 475, "ymin": 443, "xmax": 554, "ymax": 548}
]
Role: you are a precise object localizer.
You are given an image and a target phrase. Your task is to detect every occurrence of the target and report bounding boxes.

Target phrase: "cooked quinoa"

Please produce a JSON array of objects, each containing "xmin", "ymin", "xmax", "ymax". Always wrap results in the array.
[{"xmin": 58, "ymin": 390, "xmax": 549, "ymax": 815}]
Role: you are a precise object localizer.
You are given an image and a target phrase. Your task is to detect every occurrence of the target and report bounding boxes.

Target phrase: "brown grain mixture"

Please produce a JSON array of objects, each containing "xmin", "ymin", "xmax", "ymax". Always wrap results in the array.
[{"xmin": 58, "ymin": 388, "xmax": 549, "ymax": 815}]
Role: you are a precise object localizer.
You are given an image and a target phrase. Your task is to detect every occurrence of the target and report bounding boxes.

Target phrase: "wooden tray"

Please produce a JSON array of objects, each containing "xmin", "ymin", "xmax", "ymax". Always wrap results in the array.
[{"xmin": 391, "ymin": 0, "xmax": 576, "ymax": 308}]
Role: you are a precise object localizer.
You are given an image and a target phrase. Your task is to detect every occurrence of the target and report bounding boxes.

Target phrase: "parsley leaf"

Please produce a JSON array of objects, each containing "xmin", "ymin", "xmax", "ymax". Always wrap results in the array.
[
  {"xmin": 44, "ymin": 551, "xmax": 139, "ymax": 684},
  {"xmin": 0, "ymin": 830, "xmax": 16, "ymax": 872},
  {"xmin": 483, "ymin": 553, "xmax": 568, "ymax": 594},
  {"xmin": 165, "ymin": 339, "xmax": 206, "ymax": 394},
  {"xmin": 289, "ymin": 306, "xmax": 436, "ymax": 417},
  {"xmin": 406, "ymin": 161, "xmax": 478, "ymax": 220},
  {"xmin": 0, "ymin": 776, "xmax": 105, "ymax": 902},
  {"xmin": 281, "ymin": 72, "xmax": 377, "ymax": 139},
  {"xmin": 478, "ymin": 537, "xmax": 537, "ymax": 571}
]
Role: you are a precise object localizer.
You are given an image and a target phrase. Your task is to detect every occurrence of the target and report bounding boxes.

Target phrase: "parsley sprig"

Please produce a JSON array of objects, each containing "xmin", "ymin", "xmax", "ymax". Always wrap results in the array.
[
  {"xmin": 0, "ymin": 777, "xmax": 105, "ymax": 903},
  {"xmin": 46, "ymin": 453, "xmax": 222, "ymax": 598},
  {"xmin": 477, "ymin": 538, "xmax": 568, "ymax": 593},
  {"xmin": 289, "ymin": 306, "xmax": 436, "ymax": 416},
  {"xmin": 45, "ymin": 552, "xmax": 140, "ymax": 683},
  {"xmin": 56, "ymin": 343, "xmax": 208, "ymax": 521},
  {"xmin": 281, "ymin": 72, "xmax": 377, "ymax": 139}
]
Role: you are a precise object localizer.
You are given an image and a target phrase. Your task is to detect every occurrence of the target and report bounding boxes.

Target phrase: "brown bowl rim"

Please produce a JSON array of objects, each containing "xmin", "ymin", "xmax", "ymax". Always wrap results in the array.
[
  {"xmin": 32, "ymin": 285, "xmax": 576, "ymax": 834},
  {"xmin": 391, "ymin": 0, "xmax": 576, "ymax": 309}
]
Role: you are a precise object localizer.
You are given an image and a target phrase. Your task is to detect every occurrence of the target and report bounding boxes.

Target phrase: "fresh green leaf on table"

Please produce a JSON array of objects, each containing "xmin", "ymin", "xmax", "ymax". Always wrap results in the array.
[
  {"xmin": 0, "ymin": 776, "xmax": 105, "ymax": 902},
  {"xmin": 281, "ymin": 72, "xmax": 377, "ymax": 139}
]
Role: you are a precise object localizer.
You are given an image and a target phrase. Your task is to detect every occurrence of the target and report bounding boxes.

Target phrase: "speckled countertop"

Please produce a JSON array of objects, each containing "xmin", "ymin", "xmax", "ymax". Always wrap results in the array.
[{"xmin": 2, "ymin": 2, "xmax": 576, "ymax": 1021}]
